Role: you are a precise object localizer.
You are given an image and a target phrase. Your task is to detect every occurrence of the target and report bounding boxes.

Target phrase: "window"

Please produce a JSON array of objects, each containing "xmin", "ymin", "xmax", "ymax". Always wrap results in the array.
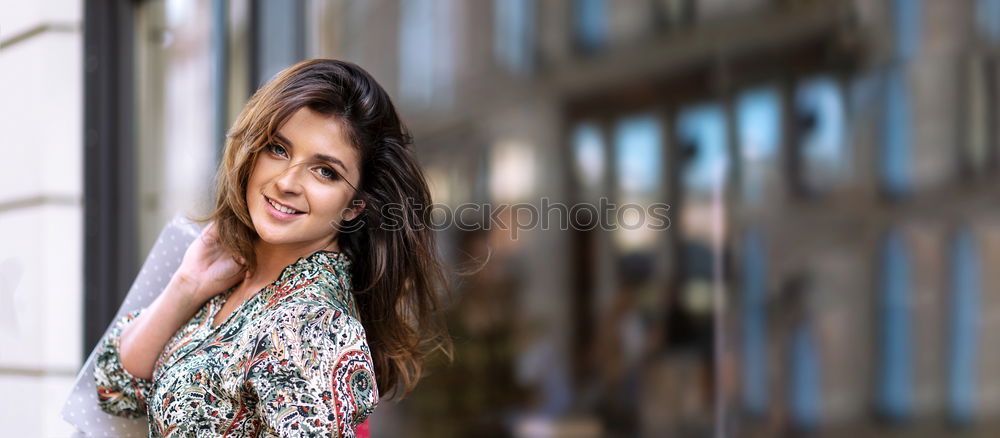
[
  {"xmin": 976, "ymin": 0, "xmax": 1000, "ymax": 43},
  {"xmin": 881, "ymin": 0, "xmax": 921, "ymax": 196},
  {"xmin": 795, "ymin": 77, "xmax": 848, "ymax": 193},
  {"xmin": 962, "ymin": 56, "xmax": 996, "ymax": 175},
  {"xmin": 740, "ymin": 229, "xmax": 768, "ymax": 415},
  {"xmin": 674, "ymin": 103, "xmax": 728, "ymax": 345},
  {"xmin": 677, "ymin": 103, "xmax": 728, "ymax": 199},
  {"xmin": 736, "ymin": 87, "xmax": 781, "ymax": 204},
  {"xmin": 881, "ymin": 67, "xmax": 913, "ymax": 197},
  {"xmin": 136, "ymin": 0, "xmax": 220, "ymax": 255},
  {"xmin": 399, "ymin": 0, "xmax": 455, "ymax": 107},
  {"xmin": 947, "ymin": 226, "xmax": 981, "ymax": 424},
  {"xmin": 253, "ymin": 0, "xmax": 305, "ymax": 87},
  {"xmin": 876, "ymin": 228, "xmax": 913, "ymax": 421},
  {"xmin": 615, "ymin": 115, "xmax": 662, "ymax": 199},
  {"xmin": 790, "ymin": 322, "xmax": 822, "ymax": 429},
  {"xmin": 494, "ymin": 0, "xmax": 535, "ymax": 74},
  {"xmin": 613, "ymin": 114, "xmax": 663, "ymax": 250},
  {"xmin": 572, "ymin": 122, "xmax": 606, "ymax": 197},
  {"xmin": 892, "ymin": 0, "xmax": 922, "ymax": 61},
  {"xmin": 573, "ymin": 0, "xmax": 607, "ymax": 52}
]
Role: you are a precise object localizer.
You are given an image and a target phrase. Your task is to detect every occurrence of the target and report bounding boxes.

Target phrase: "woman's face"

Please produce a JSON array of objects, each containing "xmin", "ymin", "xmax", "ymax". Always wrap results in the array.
[{"xmin": 246, "ymin": 107, "xmax": 362, "ymax": 252}]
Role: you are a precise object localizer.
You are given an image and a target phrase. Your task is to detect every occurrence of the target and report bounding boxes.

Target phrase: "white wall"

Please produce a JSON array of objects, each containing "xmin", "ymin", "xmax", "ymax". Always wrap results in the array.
[{"xmin": 0, "ymin": 0, "xmax": 83, "ymax": 436}]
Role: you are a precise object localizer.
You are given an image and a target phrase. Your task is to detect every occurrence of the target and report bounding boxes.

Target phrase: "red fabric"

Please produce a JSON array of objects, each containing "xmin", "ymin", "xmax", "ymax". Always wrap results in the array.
[{"xmin": 356, "ymin": 419, "xmax": 370, "ymax": 438}]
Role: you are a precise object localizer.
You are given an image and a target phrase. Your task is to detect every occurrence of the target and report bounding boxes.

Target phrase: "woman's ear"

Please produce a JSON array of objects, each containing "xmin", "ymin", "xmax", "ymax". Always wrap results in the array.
[{"xmin": 343, "ymin": 199, "xmax": 365, "ymax": 222}]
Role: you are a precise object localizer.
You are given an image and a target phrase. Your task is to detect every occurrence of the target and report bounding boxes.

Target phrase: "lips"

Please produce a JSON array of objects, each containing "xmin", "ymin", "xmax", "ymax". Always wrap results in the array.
[{"xmin": 264, "ymin": 196, "xmax": 304, "ymax": 215}]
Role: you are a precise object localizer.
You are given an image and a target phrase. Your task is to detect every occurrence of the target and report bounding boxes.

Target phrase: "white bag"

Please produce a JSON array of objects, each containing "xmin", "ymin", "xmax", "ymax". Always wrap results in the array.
[{"xmin": 61, "ymin": 213, "xmax": 203, "ymax": 437}]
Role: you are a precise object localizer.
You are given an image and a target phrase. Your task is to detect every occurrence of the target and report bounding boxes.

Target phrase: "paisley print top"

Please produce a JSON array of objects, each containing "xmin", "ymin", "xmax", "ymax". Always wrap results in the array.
[{"xmin": 94, "ymin": 250, "xmax": 378, "ymax": 437}]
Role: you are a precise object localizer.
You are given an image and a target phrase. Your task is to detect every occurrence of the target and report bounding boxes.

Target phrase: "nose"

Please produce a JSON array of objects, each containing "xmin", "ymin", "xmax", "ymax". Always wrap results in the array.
[{"xmin": 273, "ymin": 161, "xmax": 306, "ymax": 195}]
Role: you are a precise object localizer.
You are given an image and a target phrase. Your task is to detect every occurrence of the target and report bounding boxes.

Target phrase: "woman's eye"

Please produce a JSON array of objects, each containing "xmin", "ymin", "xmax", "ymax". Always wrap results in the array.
[
  {"xmin": 266, "ymin": 143, "xmax": 288, "ymax": 157},
  {"xmin": 316, "ymin": 167, "xmax": 340, "ymax": 181}
]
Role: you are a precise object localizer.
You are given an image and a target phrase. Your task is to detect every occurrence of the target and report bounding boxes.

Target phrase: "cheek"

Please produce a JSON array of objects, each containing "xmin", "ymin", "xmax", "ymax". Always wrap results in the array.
[
  {"xmin": 246, "ymin": 179, "xmax": 261, "ymax": 206},
  {"xmin": 248, "ymin": 159, "xmax": 281, "ymax": 194},
  {"xmin": 247, "ymin": 160, "xmax": 265, "ymax": 188},
  {"xmin": 246, "ymin": 161, "xmax": 276, "ymax": 209},
  {"xmin": 314, "ymin": 191, "xmax": 354, "ymax": 219}
]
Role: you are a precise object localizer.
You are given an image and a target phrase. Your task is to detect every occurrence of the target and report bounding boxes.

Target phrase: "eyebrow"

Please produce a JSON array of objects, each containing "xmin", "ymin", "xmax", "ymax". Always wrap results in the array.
[{"xmin": 273, "ymin": 132, "xmax": 350, "ymax": 174}]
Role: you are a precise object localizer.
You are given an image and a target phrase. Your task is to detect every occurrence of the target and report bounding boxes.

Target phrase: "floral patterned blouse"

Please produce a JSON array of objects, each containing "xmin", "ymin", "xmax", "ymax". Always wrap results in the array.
[{"xmin": 94, "ymin": 250, "xmax": 378, "ymax": 437}]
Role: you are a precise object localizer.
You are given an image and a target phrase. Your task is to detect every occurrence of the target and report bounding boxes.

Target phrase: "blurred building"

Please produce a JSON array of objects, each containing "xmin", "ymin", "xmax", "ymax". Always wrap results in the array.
[
  {"xmin": 307, "ymin": 1, "xmax": 1000, "ymax": 437},
  {"xmin": 4, "ymin": 0, "xmax": 1000, "ymax": 436}
]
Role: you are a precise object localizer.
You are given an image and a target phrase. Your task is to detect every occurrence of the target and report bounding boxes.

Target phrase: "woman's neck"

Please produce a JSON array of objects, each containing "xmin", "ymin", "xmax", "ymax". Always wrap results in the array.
[{"xmin": 247, "ymin": 238, "xmax": 340, "ymax": 286}]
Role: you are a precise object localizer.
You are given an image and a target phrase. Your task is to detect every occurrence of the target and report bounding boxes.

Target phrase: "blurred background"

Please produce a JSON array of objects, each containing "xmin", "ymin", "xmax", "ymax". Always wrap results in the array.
[{"xmin": 2, "ymin": 0, "xmax": 1000, "ymax": 436}]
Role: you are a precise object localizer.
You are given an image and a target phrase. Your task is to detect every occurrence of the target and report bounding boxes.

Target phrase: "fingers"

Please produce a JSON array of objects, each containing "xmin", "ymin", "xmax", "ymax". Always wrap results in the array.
[
  {"xmin": 201, "ymin": 222, "xmax": 219, "ymax": 245},
  {"xmin": 226, "ymin": 266, "xmax": 246, "ymax": 279}
]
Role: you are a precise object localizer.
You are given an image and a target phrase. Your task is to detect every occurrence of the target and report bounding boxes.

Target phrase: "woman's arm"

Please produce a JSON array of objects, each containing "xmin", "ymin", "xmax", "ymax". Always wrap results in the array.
[
  {"xmin": 118, "ymin": 222, "xmax": 247, "ymax": 380},
  {"xmin": 94, "ymin": 308, "xmax": 154, "ymax": 417},
  {"xmin": 117, "ymin": 275, "xmax": 202, "ymax": 379}
]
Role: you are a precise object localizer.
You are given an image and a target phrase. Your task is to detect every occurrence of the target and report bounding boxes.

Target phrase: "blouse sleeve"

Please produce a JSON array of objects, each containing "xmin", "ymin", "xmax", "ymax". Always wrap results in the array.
[
  {"xmin": 247, "ymin": 304, "xmax": 379, "ymax": 437},
  {"xmin": 93, "ymin": 308, "xmax": 154, "ymax": 418}
]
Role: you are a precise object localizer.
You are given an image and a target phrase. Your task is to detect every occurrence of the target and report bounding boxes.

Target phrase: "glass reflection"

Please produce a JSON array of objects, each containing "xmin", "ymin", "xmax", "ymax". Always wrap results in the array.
[
  {"xmin": 877, "ymin": 229, "xmax": 913, "ymax": 421},
  {"xmin": 947, "ymin": 226, "xmax": 981, "ymax": 424},
  {"xmin": 614, "ymin": 115, "xmax": 662, "ymax": 199},
  {"xmin": 881, "ymin": 67, "xmax": 912, "ymax": 197},
  {"xmin": 736, "ymin": 87, "xmax": 781, "ymax": 204},
  {"xmin": 572, "ymin": 122, "xmax": 606, "ymax": 195},
  {"xmin": 741, "ymin": 229, "xmax": 768, "ymax": 415},
  {"xmin": 796, "ymin": 77, "xmax": 847, "ymax": 192},
  {"xmin": 613, "ymin": 114, "xmax": 662, "ymax": 250},
  {"xmin": 677, "ymin": 104, "xmax": 728, "ymax": 198}
]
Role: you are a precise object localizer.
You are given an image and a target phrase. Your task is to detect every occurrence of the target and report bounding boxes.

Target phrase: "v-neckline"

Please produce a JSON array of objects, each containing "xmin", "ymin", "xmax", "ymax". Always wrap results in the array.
[
  {"xmin": 206, "ymin": 249, "xmax": 347, "ymax": 330},
  {"xmin": 210, "ymin": 286, "xmax": 256, "ymax": 330}
]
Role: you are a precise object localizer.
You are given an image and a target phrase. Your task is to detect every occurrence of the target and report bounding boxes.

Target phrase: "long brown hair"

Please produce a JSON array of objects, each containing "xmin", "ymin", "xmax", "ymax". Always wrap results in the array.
[{"xmin": 204, "ymin": 59, "xmax": 450, "ymax": 398}]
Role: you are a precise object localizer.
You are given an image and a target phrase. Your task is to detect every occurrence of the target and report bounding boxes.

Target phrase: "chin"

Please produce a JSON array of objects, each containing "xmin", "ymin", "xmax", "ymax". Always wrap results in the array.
[
  {"xmin": 248, "ymin": 212, "xmax": 289, "ymax": 243},
  {"xmin": 254, "ymin": 222, "xmax": 328, "ymax": 249}
]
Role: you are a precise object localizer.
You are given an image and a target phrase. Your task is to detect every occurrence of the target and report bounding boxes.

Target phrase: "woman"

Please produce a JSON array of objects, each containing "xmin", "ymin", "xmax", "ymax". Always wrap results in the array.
[{"xmin": 94, "ymin": 59, "xmax": 448, "ymax": 437}]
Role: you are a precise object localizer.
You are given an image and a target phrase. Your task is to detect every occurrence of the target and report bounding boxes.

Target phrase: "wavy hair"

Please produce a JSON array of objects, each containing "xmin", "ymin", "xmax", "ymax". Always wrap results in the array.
[{"xmin": 203, "ymin": 59, "xmax": 450, "ymax": 398}]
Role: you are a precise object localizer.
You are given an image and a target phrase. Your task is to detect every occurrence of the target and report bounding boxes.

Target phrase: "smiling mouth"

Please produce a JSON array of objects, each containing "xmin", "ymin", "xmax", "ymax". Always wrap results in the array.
[{"xmin": 265, "ymin": 196, "xmax": 305, "ymax": 215}]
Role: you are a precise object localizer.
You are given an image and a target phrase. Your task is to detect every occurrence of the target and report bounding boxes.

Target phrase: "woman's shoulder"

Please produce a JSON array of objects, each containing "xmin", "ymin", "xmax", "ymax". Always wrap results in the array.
[
  {"xmin": 267, "ymin": 250, "xmax": 360, "ymax": 318},
  {"xmin": 256, "ymin": 300, "xmax": 370, "ymax": 355},
  {"xmin": 264, "ymin": 300, "xmax": 358, "ymax": 330},
  {"xmin": 277, "ymin": 275, "xmax": 360, "ymax": 322}
]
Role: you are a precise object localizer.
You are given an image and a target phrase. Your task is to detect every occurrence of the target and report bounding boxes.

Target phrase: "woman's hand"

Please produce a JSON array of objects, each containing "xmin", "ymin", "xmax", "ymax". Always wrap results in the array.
[
  {"xmin": 172, "ymin": 222, "xmax": 248, "ymax": 306},
  {"xmin": 120, "ymin": 222, "xmax": 248, "ymax": 379}
]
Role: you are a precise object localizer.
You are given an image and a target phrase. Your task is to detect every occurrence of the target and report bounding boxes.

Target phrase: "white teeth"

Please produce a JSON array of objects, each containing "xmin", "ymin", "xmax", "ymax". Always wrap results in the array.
[{"xmin": 268, "ymin": 198, "xmax": 300, "ymax": 214}]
